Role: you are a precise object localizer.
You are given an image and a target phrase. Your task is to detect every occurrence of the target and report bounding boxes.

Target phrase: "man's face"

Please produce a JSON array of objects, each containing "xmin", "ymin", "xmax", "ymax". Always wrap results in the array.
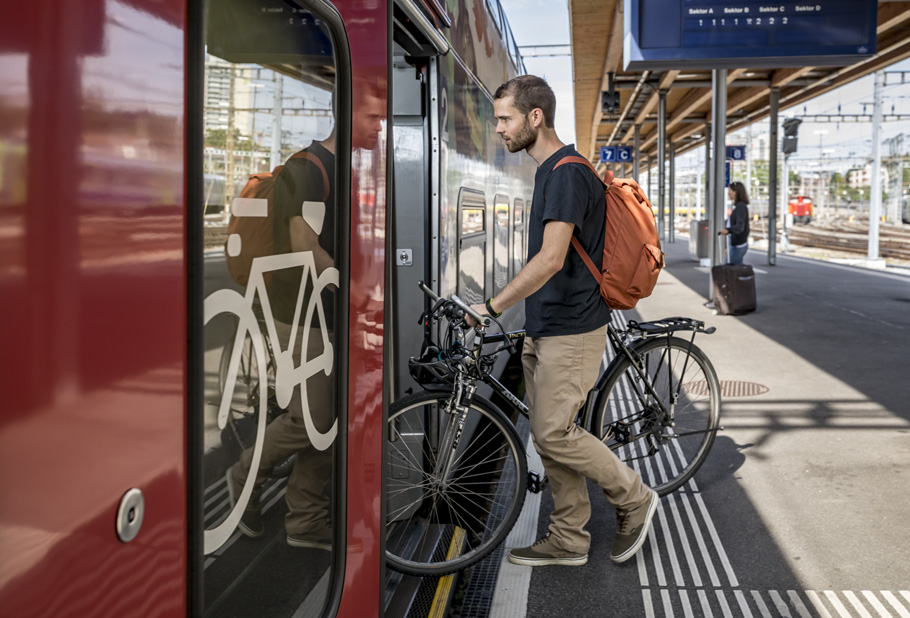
[
  {"xmin": 494, "ymin": 96, "xmax": 537, "ymax": 153},
  {"xmin": 353, "ymin": 93, "xmax": 384, "ymax": 151}
]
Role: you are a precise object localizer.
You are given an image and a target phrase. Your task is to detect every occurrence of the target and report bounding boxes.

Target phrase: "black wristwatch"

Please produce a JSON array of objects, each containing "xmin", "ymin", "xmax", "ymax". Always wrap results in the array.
[{"xmin": 485, "ymin": 298, "xmax": 502, "ymax": 318}]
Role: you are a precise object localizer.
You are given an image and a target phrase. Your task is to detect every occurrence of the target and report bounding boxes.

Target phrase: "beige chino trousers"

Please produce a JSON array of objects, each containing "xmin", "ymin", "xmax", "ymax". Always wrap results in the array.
[{"xmin": 523, "ymin": 324, "xmax": 651, "ymax": 554}]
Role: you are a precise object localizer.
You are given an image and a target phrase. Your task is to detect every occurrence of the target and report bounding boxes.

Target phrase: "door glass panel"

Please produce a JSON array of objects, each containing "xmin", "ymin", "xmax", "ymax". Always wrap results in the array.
[
  {"xmin": 200, "ymin": 1, "xmax": 343, "ymax": 615},
  {"xmin": 493, "ymin": 195, "xmax": 509, "ymax": 294}
]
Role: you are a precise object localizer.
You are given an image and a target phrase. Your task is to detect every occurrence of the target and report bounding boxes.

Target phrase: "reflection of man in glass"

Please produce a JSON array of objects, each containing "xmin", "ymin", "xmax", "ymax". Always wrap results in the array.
[{"xmin": 226, "ymin": 80, "xmax": 384, "ymax": 550}]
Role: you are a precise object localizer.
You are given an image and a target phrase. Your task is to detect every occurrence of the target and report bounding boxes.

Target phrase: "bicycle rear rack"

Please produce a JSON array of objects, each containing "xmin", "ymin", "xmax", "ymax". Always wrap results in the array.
[{"xmin": 626, "ymin": 317, "xmax": 716, "ymax": 337}]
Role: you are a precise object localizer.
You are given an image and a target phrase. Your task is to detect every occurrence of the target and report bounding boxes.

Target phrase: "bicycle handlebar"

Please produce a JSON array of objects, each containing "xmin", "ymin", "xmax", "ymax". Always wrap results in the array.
[{"xmin": 417, "ymin": 281, "xmax": 491, "ymax": 328}]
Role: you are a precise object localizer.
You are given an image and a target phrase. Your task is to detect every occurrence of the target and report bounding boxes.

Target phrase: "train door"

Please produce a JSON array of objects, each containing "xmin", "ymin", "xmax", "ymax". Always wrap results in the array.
[
  {"xmin": 192, "ymin": 0, "xmax": 385, "ymax": 615},
  {"xmin": 0, "ymin": 1, "xmax": 188, "ymax": 616}
]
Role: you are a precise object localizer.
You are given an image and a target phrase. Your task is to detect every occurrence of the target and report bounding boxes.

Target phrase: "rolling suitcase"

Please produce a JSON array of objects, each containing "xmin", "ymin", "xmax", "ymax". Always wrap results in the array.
[{"xmin": 712, "ymin": 264, "xmax": 756, "ymax": 315}]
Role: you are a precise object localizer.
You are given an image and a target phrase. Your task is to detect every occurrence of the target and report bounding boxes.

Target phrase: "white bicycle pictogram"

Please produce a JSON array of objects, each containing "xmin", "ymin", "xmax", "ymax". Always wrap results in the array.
[{"xmin": 204, "ymin": 249, "xmax": 339, "ymax": 554}]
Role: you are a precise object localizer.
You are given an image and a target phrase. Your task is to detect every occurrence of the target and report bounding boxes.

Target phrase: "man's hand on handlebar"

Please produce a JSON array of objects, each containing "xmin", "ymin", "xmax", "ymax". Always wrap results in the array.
[{"xmin": 465, "ymin": 303, "xmax": 490, "ymax": 327}]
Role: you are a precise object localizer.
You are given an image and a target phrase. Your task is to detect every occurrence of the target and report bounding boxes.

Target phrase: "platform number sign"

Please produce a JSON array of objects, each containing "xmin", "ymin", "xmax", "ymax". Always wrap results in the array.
[
  {"xmin": 600, "ymin": 146, "xmax": 634, "ymax": 163},
  {"xmin": 726, "ymin": 145, "xmax": 746, "ymax": 161}
]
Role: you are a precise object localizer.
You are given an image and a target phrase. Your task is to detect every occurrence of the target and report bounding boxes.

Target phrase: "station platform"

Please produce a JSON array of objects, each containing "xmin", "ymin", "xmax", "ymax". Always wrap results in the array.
[{"xmin": 473, "ymin": 238, "xmax": 910, "ymax": 618}]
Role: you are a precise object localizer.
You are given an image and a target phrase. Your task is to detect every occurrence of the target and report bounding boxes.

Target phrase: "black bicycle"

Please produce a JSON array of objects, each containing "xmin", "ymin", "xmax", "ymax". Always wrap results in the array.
[{"xmin": 385, "ymin": 282, "xmax": 721, "ymax": 577}]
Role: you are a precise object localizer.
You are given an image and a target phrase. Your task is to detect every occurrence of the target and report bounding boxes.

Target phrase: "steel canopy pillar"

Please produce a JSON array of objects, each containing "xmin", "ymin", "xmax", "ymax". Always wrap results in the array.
[
  {"xmin": 657, "ymin": 89, "xmax": 667, "ymax": 242},
  {"xmin": 709, "ymin": 69, "xmax": 727, "ymax": 301},
  {"xmin": 633, "ymin": 124, "xmax": 641, "ymax": 182},
  {"xmin": 768, "ymin": 87, "xmax": 779, "ymax": 266},
  {"xmin": 704, "ymin": 122, "xmax": 711, "ymax": 221},
  {"xmin": 869, "ymin": 70, "xmax": 884, "ymax": 261},
  {"xmin": 669, "ymin": 142, "xmax": 676, "ymax": 244}
]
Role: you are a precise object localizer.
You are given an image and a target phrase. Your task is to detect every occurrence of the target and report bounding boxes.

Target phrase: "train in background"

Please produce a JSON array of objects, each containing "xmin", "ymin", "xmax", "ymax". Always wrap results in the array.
[
  {"xmin": 788, "ymin": 195, "xmax": 814, "ymax": 224},
  {"xmin": 0, "ymin": 0, "xmax": 536, "ymax": 616}
]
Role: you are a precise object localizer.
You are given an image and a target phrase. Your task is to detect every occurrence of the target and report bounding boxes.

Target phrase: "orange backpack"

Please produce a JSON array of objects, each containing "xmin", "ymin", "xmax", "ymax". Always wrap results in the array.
[
  {"xmin": 224, "ymin": 151, "xmax": 328, "ymax": 287},
  {"xmin": 554, "ymin": 156, "xmax": 665, "ymax": 311}
]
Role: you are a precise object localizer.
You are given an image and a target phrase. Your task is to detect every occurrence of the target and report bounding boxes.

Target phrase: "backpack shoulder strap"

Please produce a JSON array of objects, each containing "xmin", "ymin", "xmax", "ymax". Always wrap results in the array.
[
  {"xmin": 287, "ymin": 150, "xmax": 330, "ymax": 202},
  {"xmin": 553, "ymin": 155, "xmax": 613, "ymax": 186}
]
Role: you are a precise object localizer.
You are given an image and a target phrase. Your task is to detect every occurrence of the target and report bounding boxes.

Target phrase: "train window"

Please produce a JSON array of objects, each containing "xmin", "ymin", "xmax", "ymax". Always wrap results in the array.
[
  {"xmin": 493, "ymin": 195, "xmax": 510, "ymax": 294},
  {"xmin": 457, "ymin": 188, "xmax": 487, "ymax": 305},
  {"xmin": 198, "ymin": 0, "xmax": 349, "ymax": 616},
  {"xmin": 512, "ymin": 198, "xmax": 525, "ymax": 276}
]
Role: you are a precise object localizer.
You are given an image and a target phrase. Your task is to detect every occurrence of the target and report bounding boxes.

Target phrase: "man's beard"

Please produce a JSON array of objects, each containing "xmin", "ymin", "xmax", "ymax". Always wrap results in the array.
[{"xmin": 507, "ymin": 118, "xmax": 537, "ymax": 153}]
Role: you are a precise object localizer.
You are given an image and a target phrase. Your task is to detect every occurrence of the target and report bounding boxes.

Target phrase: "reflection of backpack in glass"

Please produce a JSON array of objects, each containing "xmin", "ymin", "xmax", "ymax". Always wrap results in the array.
[{"xmin": 224, "ymin": 151, "xmax": 328, "ymax": 287}]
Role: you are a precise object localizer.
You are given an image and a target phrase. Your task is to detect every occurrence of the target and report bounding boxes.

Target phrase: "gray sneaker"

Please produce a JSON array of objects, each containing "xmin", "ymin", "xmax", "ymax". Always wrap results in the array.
[
  {"xmin": 287, "ymin": 522, "xmax": 333, "ymax": 551},
  {"xmin": 225, "ymin": 467, "xmax": 264, "ymax": 538},
  {"xmin": 507, "ymin": 534, "xmax": 588, "ymax": 567},
  {"xmin": 610, "ymin": 489, "xmax": 658, "ymax": 563}
]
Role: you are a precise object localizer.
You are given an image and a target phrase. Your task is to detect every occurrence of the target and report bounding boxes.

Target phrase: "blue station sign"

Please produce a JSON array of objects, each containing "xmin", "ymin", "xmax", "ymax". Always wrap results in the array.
[
  {"xmin": 726, "ymin": 145, "xmax": 746, "ymax": 161},
  {"xmin": 624, "ymin": 0, "xmax": 877, "ymax": 70},
  {"xmin": 600, "ymin": 145, "xmax": 635, "ymax": 163}
]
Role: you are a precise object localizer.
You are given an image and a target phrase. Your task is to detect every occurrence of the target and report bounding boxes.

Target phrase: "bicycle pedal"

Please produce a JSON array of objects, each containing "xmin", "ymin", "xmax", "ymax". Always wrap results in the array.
[{"xmin": 528, "ymin": 471, "xmax": 542, "ymax": 494}]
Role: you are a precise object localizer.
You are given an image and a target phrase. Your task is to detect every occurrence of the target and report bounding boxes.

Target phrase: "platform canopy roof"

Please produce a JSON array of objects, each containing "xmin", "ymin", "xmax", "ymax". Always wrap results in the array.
[{"xmin": 568, "ymin": 0, "xmax": 910, "ymax": 163}]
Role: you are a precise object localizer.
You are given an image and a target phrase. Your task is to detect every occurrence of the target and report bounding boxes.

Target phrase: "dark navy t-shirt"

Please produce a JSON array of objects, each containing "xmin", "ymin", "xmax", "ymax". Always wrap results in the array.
[{"xmin": 525, "ymin": 144, "xmax": 612, "ymax": 338}]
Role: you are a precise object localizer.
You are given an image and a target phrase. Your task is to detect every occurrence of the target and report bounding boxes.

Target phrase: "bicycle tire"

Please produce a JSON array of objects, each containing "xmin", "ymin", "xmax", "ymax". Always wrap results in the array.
[
  {"xmin": 386, "ymin": 390, "xmax": 527, "ymax": 577},
  {"xmin": 593, "ymin": 336, "xmax": 720, "ymax": 496}
]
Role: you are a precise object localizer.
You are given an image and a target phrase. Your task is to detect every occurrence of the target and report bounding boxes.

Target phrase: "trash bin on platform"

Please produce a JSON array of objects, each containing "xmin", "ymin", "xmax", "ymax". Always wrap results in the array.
[{"xmin": 689, "ymin": 220, "xmax": 710, "ymax": 260}]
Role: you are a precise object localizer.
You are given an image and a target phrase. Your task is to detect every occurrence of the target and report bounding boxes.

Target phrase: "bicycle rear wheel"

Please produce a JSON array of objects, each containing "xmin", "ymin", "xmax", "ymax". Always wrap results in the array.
[
  {"xmin": 593, "ymin": 336, "xmax": 720, "ymax": 496},
  {"xmin": 386, "ymin": 390, "xmax": 527, "ymax": 577}
]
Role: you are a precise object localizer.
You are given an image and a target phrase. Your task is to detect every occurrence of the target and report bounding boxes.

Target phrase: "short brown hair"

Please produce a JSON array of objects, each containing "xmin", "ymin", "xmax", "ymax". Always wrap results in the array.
[
  {"xmin": 729, "ymin": 181, "xmax": 750, "ymax": 205},
  {"xmin": 494, "ymin": 75, "xmax": 556, "ymax": 129}
]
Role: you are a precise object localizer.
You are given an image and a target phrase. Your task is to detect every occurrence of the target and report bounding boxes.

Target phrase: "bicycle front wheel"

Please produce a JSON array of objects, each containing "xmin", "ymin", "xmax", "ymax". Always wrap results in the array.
[
  {"xmin": 386, "ymin": 390, "xmax": 527, "ymax": 577},
  {"xmin": 594, "ymin": 336, "xmax": 720, "ymax": 496}
]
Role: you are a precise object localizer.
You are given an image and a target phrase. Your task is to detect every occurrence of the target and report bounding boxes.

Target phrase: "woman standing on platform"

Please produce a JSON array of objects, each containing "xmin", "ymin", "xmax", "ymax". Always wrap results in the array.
[{"xmin": 721, "ymin": 181, "xmax": 750, "ymax": 264}]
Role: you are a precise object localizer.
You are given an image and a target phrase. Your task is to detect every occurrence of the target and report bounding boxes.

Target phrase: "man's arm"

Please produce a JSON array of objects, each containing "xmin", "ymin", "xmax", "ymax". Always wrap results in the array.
[{"xmin": 469, "ymin": 219, "xmax": 574, "ymax": 321}]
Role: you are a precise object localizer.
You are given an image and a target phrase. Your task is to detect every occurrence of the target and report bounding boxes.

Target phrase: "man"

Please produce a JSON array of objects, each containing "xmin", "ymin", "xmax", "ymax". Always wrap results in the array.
[
  {"xmin": 469, "ymin": 75, "xmax": 658, "ymax": 566},
  {"xmin": 226, "ymin": 80, "xmax": 384, "ymax": 550}
]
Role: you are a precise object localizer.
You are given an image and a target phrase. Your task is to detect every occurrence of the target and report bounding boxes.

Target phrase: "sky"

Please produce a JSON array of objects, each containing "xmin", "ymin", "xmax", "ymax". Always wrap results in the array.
[{"xmin": 497, "ymin": 0, "xmax": 910, "ymax": 176}]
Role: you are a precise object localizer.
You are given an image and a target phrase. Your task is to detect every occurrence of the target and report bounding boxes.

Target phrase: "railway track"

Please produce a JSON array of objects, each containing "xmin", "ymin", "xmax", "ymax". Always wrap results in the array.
[{"xmin": 748, "ymin": 219, "xmax": 910, "ymax": 261}]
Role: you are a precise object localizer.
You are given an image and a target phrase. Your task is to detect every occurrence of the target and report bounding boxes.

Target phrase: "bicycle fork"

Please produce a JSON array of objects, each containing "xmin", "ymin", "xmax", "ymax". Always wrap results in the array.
[{"xmin": 433, "ymin": 378, "xmax": 476, "ymax": 485}]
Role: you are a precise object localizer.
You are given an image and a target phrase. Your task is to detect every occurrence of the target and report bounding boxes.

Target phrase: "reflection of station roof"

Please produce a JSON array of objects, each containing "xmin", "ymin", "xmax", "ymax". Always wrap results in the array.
[{"xmin": 569, "ymin": 1, "xmax": 910, "ymax": 161}]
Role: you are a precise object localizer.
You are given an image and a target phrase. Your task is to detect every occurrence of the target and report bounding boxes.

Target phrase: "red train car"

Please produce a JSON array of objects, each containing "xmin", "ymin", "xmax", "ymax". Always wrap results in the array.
[
  {"xmin": 1, "ymin": 0, "xmax": 534, "ymax": 616},
  {"xmin": 788, "ymin": 195, "xmax": 813, "ymax": 223}
]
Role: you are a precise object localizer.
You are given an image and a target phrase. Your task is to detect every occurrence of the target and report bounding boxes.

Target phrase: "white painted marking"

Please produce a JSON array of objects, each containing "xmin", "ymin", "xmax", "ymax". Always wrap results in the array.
[
  {"xmin": 901, "ymin": 592, "xmax": 910, "ymax": 606},
  {"xmin": 489, "ymin": 436, "xmax": 542, "ymax": 618},
  {"xmin": 769, "ymin": 590, "xmax": 794, "ymax": 617},
  {"xmin": 734, "ymin": 590, "xmax": 755, "ymax": 618},
  {"xmin": 661, "ymin": 589, "xmax": 676, "ymax": 618},
  {"xmin": 654, "ymin": 499, "xmax": 685, "ymax": 586},
  {"xmin": 698, "ymin": 589, "xmax": 715, "ymax": 618},
  {"xmin": 788, "ymin": 590, "xmax": 813, "ymax": 618},
  {"xmin": 676, "ymin": 490, "xmax": 721, "ymax": 587},
  {"xmin": 825, "ymin": 591, "xmax": 855, "ymax": 618},
  {"xmin": 716, "ymin": 589, "xmax": 735, "ymax": 618},
  {"xmin": 843, "ymin": 590, "xmax": 876, "ymax": 618},
  {"xmin": 863, "ymin": 590, "xmax": 895, "ymax": 618},
  {"xmin": 691, "ymin": 491, "xmax": 738, "ymax": 587},
  {"xmin": 806, "ymin": 591, "xmax": 835, "ymax": 618},
  {"xmin": 882, "ymin": 591, "xmax": 910, "ymax": 618},
  {"xmin": 232, "ymin": 196, "xmax": 268, "ymax": 217},
  {"xmin": 679, "ymin": 590, "xmax": 695, "ymax": 618},
  {"xmin": 752, "ymin": 590, "xmax": 773, "ymax": 618},
  {"xmin": 666, "ymin": 493, "xmax": 703, "ymax": 587},
  {"xmin": 637, "ymin": 542, "xmax": 650, "ymax": 587},
  {"xmin": 643, "ymin": 589, "xmax": 656, "ymax": 618}
]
